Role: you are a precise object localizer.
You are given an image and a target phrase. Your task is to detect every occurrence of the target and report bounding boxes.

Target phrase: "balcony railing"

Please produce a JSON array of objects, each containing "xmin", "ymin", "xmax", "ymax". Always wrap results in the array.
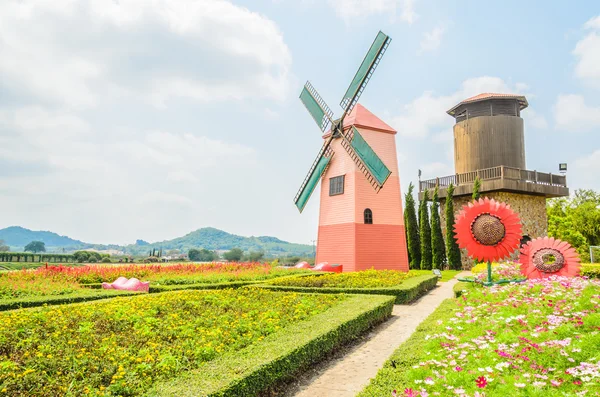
[{"xmin": 419, "ymin": 165, "xmax": 567, "ymax": 192}]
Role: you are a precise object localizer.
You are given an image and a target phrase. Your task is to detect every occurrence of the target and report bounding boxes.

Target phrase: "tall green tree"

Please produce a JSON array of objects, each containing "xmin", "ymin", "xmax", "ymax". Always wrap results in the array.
[
  {"xmin": 431, "ymin": 186, "xmax": 446, "ymax": 269},
  {"xmin": 472, "ymin": 176, "xmax": 481, "ymax": 201},
  {"xmin": 24, "ymin": 241, "xmax": 45, "ymax": 253},
  {"xmin": 548, "ymin": 189, "xmax": 600, "ymax": 262},
  {"xmin": 403, "ymin": 182, "xmax": 421, "ymax": 269},
  {"xmin": 445, "ymin": 183, "xmax": 462, "ymax": 270},
  {"xmin": 419, "ymin": 189, "xmax": 432, "ymax": 270},
  {"xmin": 223, "ymin": 248, "xmax": 243, "ymax": 262},
  {"xmin": 189, "ymin": 248, "xmax": 218, "ymax": 262}
]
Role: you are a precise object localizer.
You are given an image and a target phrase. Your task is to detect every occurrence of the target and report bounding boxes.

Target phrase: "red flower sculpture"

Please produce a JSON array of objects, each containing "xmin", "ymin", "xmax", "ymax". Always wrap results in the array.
[
  {"xmin": 454, "ymin": 198, "xmax": 522, "ymax": 262},
  {"xmin": 519, "ymin": 237, "xmax": 581, "ymax": 279}
]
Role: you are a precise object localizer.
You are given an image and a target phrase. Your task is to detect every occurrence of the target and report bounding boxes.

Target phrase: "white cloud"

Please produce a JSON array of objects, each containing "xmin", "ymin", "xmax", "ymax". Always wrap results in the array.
[
  {"xmin": 327, "ymin": 0, "xmax": 417, "ymax": 23},
  {"xmin": 573, "ymin": 15, "xmax": 600, "ymax": 88},
  {"xmin": 390, "ymin": 76, "xmax": 529, "ymax": 138},
  {"xmin": 554, "ymin": 94, "xmax": 600, "ymax": 132},
  {"xmin": 526, "ymin": 109, "xmax": 549, "ymax": 130},
  {"xmin": 572, "ymin": 149, "xmax": 600, "ymax": 190},
  {"xmin": 419, "ymin": 26, "xmax": 445, "ymax": 53},
  {"xmin": 0, "ymin": 0, "xmax": 292, "ymax": 109}
]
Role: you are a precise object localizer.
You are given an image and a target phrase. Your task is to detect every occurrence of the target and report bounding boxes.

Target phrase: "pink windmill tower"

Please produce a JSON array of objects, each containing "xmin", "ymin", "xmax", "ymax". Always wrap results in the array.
[{"xmin": 294, "ymin": 31, "xmax": 409, "ymax": 272}]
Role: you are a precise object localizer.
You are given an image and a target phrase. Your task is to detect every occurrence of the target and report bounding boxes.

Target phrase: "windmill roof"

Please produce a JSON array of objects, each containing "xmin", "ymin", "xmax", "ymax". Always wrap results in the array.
[
  {"xmin": 447, "ymin": 93, "xmax": 528, "ymax": 115},
  {"xmin": 323, "ymin": 103, "xmax": 396, "ymax": 137}
]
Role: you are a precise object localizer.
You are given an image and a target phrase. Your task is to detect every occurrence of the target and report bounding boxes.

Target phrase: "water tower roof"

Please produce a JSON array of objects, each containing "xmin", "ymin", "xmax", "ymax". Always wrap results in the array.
[{"xmin": 447, "ymin": 93, "xmax": 528, "ymax": 116}]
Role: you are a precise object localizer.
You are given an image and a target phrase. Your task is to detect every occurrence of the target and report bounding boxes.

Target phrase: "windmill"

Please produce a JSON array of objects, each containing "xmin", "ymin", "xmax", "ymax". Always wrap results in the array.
[
  {"xmin": 294, "ymin": 31, "xmax": 409, "ymax": 272},
  {"xmin": 294, "ymin": 31, "xmax": 392, "ymax": 213}
]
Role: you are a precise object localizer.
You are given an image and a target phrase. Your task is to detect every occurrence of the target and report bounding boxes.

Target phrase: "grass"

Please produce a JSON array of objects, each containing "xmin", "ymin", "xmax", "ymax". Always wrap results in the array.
[
  {"xmin": 360, "ymin": 276, "xmax": 600, "ymax": 396},
  {"xmin": 412, "ymin": 269, "xmax": 461, "ymax": 282},
  {"xmin": 0, "ymin": 288, "xmax": 347, "ymax": 396},
  {"xmin": 0, "ymin": 262, "xmax": 83, "ymax": 271}
]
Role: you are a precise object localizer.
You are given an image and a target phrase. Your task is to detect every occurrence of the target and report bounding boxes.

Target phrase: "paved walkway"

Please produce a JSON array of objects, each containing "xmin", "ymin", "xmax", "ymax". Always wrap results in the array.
[{"xmin": 291, "ymin": 274, "xmax": 467, "ymax": 397}]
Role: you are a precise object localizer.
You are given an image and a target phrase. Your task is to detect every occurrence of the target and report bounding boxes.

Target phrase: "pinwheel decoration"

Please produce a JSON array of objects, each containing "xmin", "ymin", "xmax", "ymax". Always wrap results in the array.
[
  {"xmin": 454, "ymin": 198, "xmax": 523, "ymax": 285},
  {"xmin": 519, "ymin": 237, "xmax": 580, "ymax": 279}
]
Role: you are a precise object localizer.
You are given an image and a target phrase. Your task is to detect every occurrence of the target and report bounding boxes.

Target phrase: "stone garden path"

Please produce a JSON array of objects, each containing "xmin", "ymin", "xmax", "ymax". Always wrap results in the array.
[{"xmin": 289, "ymin": 273, "xmax": 468, "ymax": 397}]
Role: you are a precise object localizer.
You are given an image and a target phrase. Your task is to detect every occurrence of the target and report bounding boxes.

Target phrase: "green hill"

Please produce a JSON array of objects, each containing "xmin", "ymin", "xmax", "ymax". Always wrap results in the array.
[
  {"xmin": 0, "ymin": 226, "xmax": 86, "ymax": 249},
  {"xmin": 123, "ymin": 227, "xmax": 313, "ymax": 256},
  {"xmin": 0, "ymin": 226, "xmax": 313, "ymax": 257}
]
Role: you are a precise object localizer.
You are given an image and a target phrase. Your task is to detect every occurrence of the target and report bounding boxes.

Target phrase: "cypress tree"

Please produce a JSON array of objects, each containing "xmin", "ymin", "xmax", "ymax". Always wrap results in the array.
[
  {"xmin": 445, "ymin": 183, "xmax": 462, "ymax": 270},
  {"xmin": 431, "ymin": 186, "xmax": 446, "ymax": 269},
  {"xmin": 419, "ymin": 189, "xmax": 432, "ymax": 270},
  {"xmin": 403, "ymin": 182, "xmax": 421, "ymax": 269},
  {"xmin": 472, "ymin": 176, "xmax": 481, "ymax": 201}
]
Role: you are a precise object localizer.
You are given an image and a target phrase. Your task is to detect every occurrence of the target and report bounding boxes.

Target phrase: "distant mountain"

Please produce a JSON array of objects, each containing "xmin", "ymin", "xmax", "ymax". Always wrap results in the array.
[
  {"xmin": 0, "ymin": 226, "xmax": 313, "ymax": 257},
  {"xmin": 0, "ymin": 226, "xmax": 86, "ymax": 249},
  {"xmin": 123, "ymin": 227, "xmax": 313, "ymax": 256}
]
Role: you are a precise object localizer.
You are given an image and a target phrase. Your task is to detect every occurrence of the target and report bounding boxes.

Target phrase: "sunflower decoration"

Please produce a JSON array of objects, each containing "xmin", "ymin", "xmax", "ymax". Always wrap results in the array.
[
  {"xmin": 454, "ymin": 198, "xmax": 523, "ymax": 263},
  {"xmin": 519, "ymin": 237, "xmax": 580, "ymax": 279}
]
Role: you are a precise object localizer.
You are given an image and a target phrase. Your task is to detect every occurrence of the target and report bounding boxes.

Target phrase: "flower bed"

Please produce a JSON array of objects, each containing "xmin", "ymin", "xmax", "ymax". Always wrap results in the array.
[
  {"xmin": 0, "ymin": 288, "xmax": 351, "ymax": 396},
  {"xmin": 360, "ymin": 276, "xmax": 600, "ymax": 396},
  {"xmin": 0, "ymin": 262, "xmax": 309, "ymax": 301},
  {"xmin": 266, "ymin": 269, "xmax": 418, "ymax": 288},
  {"xmin": 260, "ymin": 271, "xmax": 439, "ymax": 304}
]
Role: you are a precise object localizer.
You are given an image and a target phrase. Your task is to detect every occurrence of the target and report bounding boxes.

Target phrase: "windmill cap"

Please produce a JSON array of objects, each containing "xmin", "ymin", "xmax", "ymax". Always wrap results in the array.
[
  {"xmin": 447, "ymin": 93, "xmax": 528, "ymax": 116},
  {"xmin": 322, "ymin": 103, "xmax": 396, "ymax": 138}
]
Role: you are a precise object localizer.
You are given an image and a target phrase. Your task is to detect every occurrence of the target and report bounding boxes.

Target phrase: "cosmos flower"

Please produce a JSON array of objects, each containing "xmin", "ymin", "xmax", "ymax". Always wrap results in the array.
[
  {"xmin": 454, "ymin": 198, "xmax": 522, "ymax": 262},
  {"xmin": 476, "ymin": 376, "xmax": 488, "ymax": 388}
]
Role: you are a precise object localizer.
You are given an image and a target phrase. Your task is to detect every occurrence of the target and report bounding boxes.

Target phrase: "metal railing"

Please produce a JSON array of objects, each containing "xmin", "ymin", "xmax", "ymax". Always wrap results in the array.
[{"xmin": 419, "ymin": 165, "xmax": 567, "ymax": 192}]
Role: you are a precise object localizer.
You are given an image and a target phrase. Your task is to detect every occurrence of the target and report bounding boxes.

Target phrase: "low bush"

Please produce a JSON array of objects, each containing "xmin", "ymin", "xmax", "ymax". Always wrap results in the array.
[
  {"xmin": 267, "ymin": 269, "xmax": 419, "ymax": 288},
  {"xmin": 581, "ymin": 263, "xmax": 600, "ymax": 278},
  {"xmin": 360, "ymin": 277, "xmax": 600, "ymax": 397},
  {"xmin": 260, "ymin": 274, "xmax": 438, "ymax": 304},
  {"xmin": 0, "ymin": 289, "xmax": 346, "ymax": 396},
  {"xmin": 0, "ymin": 289, "xmax": 135, "ymax": 311},
  {"xmin": 149, "ymin": 294, "xmax": 394, "ymax": 396}
]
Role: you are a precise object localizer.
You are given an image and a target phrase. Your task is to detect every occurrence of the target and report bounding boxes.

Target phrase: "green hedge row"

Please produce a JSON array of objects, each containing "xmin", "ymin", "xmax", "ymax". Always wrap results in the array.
[
  {"xmin": 257, "ymin": 274, "xmax": 439, "ymax": 304},
  {"xmin": 149, "ymin": 294, "xmax": 395, "ymax": 397},
  {"xmin": 3, "ymin": 273, "xmax": 322, "ymax": 311},
  {"xmin": 358, "ymin": 298, "xmax": 457, "ymax": 396},
  {"xmin": 0, "ymin": 290, "xmax": 137, "ymax": 311},
  {"xmin": 0, "ymin": 252, "xmax": 76, "ymax": 263},
  {"xmin": 582, "ymin": 264, "xmax": 600, "ymax": 278}
]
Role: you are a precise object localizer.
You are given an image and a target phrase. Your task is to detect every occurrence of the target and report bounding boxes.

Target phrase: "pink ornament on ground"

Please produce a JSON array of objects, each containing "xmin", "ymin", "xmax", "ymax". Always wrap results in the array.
[
  {"xmin": 312, "ymin": 262, "xmax": 343, "ymax": 273},
  {"xmin": 102, "ymin": 277, "xmax": 150, "ymax": 292},
  {"xmin": 294, "ymin": 261, "xmax": 311, "ymax": 269}
]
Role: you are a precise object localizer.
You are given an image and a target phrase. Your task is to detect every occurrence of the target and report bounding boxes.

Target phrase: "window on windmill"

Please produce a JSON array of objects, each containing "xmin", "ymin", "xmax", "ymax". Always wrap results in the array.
[
  {"xmin": 329, "ymin": 175, "xmax": 345, "ymax": 196},
  {"xmin": 364, "ymin": 208, "xmax": 373, "ymax": 224}
]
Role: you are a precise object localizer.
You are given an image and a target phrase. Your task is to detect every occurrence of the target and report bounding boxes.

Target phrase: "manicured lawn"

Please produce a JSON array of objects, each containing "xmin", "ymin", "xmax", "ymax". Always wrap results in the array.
[
  {"xmin": 412, "ymin": 269, "xmax": 461, "ymax": 282},
  {"xmin": 0, "ymin": 288, "xmax": 347, "ymax": 396},
  {"xmin": 360, "ymin": 276, "xmax": 600, "ymax": 397}
]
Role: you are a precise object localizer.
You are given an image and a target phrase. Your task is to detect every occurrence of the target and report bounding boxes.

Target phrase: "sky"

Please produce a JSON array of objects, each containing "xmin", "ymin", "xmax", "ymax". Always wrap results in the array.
[{"xmin": 0, "ymin": 0, "xmax": 599, "ymax": 246}]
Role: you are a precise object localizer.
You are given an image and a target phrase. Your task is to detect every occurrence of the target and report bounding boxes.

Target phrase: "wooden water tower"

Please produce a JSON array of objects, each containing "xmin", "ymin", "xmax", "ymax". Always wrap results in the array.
[{"xmin": 419, "ymin": 93, "xmax": 569, "ymax": 266}]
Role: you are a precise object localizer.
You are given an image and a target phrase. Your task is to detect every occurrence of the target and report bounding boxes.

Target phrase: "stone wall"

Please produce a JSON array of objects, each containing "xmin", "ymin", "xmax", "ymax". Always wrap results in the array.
[{"xmin": 439, "ymin": 192, "xmax": 548, "ymax": 269}]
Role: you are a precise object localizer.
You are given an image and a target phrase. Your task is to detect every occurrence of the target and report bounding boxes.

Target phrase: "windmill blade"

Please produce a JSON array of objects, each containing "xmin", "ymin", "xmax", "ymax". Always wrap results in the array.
[
  {"xmin": 340, "ymin": 126, "xmax": 391, "ymax": 191},
  {"xmin": 294, "ymin": 138, "xmax": 335, "ymax": 213},
  {"xmin": 299, "ymin": 81, "xmax": 334, "ymax": 132},
  {"xmin": 340, "ymin": 31, "xmax": 391, "ymax": 115}
]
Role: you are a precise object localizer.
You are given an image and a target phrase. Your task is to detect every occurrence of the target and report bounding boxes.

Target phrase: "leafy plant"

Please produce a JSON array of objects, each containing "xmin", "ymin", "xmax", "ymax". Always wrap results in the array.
[
  {"xmin": 431, "ymin": 186, "xmax": 446, "ymax": 269},
  {"xmin": 445, "ymin": 183, "xmax": 462, "ymax": 270},
  {"xmin": 404, "ymin": 182, "xmax": 421, "ymax": 269},
  {"xmin": 419, "ymin": 189, "xmax": 432, "ymax": 270}
]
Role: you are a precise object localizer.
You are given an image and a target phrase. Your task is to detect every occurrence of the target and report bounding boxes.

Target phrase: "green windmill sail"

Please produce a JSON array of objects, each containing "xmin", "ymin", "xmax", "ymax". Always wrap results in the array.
[{"xmin": 294, "ymin": 31, "xmax": 393, "ymax": 213}]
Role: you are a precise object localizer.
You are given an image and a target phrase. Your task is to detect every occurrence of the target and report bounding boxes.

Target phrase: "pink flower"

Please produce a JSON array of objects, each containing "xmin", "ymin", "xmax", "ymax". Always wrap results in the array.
[
  {"xmin": 454, "ymin": 366, "xmax": 463, "ymax": 372},
  {"xmin": 551, "ymin": 379, "xmax": 562, "ymax": 387},
  {"xmin": 476, "ymin": 376, "xmax": 488, "ymax": 388},
  {"xmin": 392, "ymin": 390, "xmax": 397, "ymax": 397},
  {"xmin": 424, "ymin": 377, "xmax": 434, "ymax": 385},
  {"xmin": 404, "ymin": 388, "xmax": 418, "ymax": 397}
]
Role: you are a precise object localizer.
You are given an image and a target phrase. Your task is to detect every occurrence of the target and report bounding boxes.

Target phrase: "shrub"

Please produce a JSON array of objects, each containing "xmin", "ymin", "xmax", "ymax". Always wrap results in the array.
[
  {"xmin": 150, "ymin": 294, "xmax": 394, "ymax": 396},
  {"xmin": 260, "ymin": 274, "xmax": 438, "ymax": 304},
  {"xmin": 101, "ymin": 257, "xmax": 112, "ymax": 263},
  {"xmin": 0, "ymin": 289, "xmax": 345, "ymax": 396},
  {"xmin": 267, "ymin": 269, "xmax": 418, "ymax": 288},
  {"xmin": 581, "ymin": 263, "xmax": 600, "ymax": 278}
]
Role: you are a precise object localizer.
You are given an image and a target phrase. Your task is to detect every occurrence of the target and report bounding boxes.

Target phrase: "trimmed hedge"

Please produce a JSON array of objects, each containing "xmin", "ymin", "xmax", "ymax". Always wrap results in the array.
[
  {"xmin": 452, "ymin": 281, "xmax": 474, "ymax": 297},
  {"xmin": 358, "ymin": 298, "xmax": 457, "ymax": 396},
  {"xmin": 149, "ymin": 294, "xmax": 395, "ymax": 397},
  {"xmin": 581, "ymin": 263, "xmax": 600, "ymax": 278},
  {"xmin": 0, "ymin": 290, "xmax": 137, "ymax": 311},
  {"xmin": 257, "ymin": 274, "xmax": 439, "ymax": 304}
]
